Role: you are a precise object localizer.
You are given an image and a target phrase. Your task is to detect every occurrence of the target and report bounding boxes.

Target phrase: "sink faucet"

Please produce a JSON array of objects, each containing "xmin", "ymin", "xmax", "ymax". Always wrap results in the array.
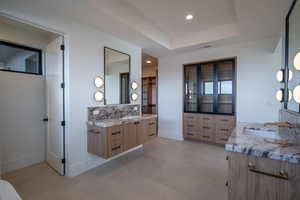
[{"xmin": 264, "ymin": 122, "xmax": 299, "ymax": 129}]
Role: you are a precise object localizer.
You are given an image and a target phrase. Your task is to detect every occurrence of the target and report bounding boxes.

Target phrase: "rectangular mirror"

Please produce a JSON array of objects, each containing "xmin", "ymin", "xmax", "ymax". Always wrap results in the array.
[
  {"xmin": 285, "ymin": 0, "xmax": 300, "ymax": 112},
  {"xmin": 104, "ymin": 47, "xmax": 130, "ymax": 105}
]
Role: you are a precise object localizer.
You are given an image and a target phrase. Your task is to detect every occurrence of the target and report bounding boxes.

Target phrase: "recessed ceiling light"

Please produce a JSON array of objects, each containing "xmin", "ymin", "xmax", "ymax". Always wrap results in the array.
[
  {"xmin": 185, "ymin": 14, "xmax": 193, "ymax": 20},
  {"xmin": 146, "ymin": 60, "xmax": 152, "ymax": 64}
]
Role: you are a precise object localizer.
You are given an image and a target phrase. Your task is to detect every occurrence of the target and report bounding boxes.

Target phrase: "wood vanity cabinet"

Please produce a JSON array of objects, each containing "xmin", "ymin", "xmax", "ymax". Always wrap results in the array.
[
  {"xmin": 228, "ymin": 152, "xmax": 300, "ymax": 200},
  {"xmin": 87, "ymin": 118, "xmax": 157, "ymax": 159},
  {"xmin": 183, "ymin": 113, "xmax": 235, "ymax": 144}
]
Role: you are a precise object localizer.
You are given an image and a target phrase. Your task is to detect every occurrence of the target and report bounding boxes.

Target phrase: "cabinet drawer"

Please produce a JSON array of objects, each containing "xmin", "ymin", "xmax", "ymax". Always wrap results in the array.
[
  {"xmin": 109, "ymin": 145, "xmax": 123, "ymax": 157},
  {"xmin": 216, "ymin": 115, "xmax": 235, "ymax": 127},
  {"xmin": 200, "ymin": 133, "xmax": 215, "ymax": 142},
  {"xmin": 108, "ymin": 125, "xmax": 123, "ymax": 140}
]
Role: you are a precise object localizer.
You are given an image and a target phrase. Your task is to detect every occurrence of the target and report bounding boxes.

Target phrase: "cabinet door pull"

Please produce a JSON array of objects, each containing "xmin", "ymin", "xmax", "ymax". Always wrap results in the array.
[
  {"xmin": 112, "ymin": 131, "xmax": 121, "ymax": 135},
  {"xmin": 187, "ymin": 133, "xmax": 194, "ymax": 136},
  {"xmin": 225, "ymin": 181, "xmax": 228, "ymax": 187},
  {"xmin": 149, "ymin": 122, "xmax": 155, "ymax": 125},
  {"xmin": 203, "ymin": 118, "xmax": 210, "ymax": 120},
  {"xmin": 248, "ymin": 163, "xmax": 289, "ymax": 180},
  {"xmin": 188, "ymin": 125, "xmax": 195, "ymax": 128},
  {"xmin": 202, "ymin": 136, "xmax": 210, "ymax": 138},
  {"xmin": 221, "ymin": 119, "xmax": 229, "ymax": 122},
  {"xmin": 226, "ymin": 156, "xmax": 229, "ymax": 161},
  {"xmin": 203, "ymin": 126, "xmax": 210, "ymax": 129},
  {"xmin": 112, "ymin": 146, "xmax": 121, "ymax": 151},
  {"xmin": 221, "ymin": 129, "xmax": 229, "ymax": 131},
  {"xmin": 149, "ymin": 133, "xmax": 155, "ymax": 136},
  {"xmin": 134, "ymin": 121, "xmax": 140, "ymax": 125}
]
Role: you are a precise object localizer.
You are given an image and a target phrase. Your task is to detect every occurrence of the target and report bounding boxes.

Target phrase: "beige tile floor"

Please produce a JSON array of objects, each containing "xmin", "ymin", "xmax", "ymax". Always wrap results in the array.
[{"xmin": 3, "ymin": 138, "xmax": 228, "ymax": 200}]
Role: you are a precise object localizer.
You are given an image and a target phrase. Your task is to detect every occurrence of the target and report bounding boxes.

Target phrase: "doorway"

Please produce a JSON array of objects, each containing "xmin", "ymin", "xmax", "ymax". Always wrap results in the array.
[
  {"xmin": 142, "ymin": 53, "xmax": 158, "ymax": 114},
  {"xmin": 0, "ymin": 15, "xmax": 66, "ymax": 177}
]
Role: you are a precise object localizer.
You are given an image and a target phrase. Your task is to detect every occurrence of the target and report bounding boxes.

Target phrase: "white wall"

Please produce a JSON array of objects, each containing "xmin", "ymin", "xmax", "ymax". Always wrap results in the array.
[
  {"xmin": 158, "ymin": 37, "xmax": 282, "ymax": 141},
  {"xmin": 0, "ymin": 21, "xmax": 52, "ymax": 176},
  {"xmin": 0, "ymin": 5, "xmax": 142, "ymax": 176}
]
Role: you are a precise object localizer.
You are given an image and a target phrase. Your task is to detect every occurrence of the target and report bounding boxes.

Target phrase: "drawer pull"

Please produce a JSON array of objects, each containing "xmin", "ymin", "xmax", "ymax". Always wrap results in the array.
[
  {"xmin": 187, "ymin": 117, "xmax": 194, "ymax": 119},
  {"xmin": 225, "ymin": 181, "xmax": 228, "ymax": 187},
  {"xmin": 226, "ymin": 156, "xmax": 229, "ymax": 161},
  {"xmin": 89, "ymin": 130, "xmax": 101, "ymax": 134},
  {"xmin": 188, "ymin": 125, "xmax": 195, "ymax": 128},
  {"xmin": 149, "ymin": 122, "xmax": 155, "ymax": 125},
  {"xmin": 112, "ymin": 146, "xmax": 121, "ymax": 151},
  {"xmin": 149, "ymin": 133, "xmax": 155, "ymax": 136},
  {"xmin": 203, "ymin": 118, "xmax": 210, "ymax": 120},
  {"xmin": 112, "ymin": 131, "xmax": 121, "ymax": 135},
  {"xmin": 221, "ymin": 119, "xmax": 229, "ymax": 122},
  {"xmin": 221, "ymin": 129, "xmax": 229, "ymax": 131},
  {"xmin": 134, "ymin": 121, "xmax": 140, "ymax": 125},
  {"xmin": 202, "ymin": 136, "xmax": 210, "ymax": 138},
  {"xmin": 248, "ymin": 163, "xmax": 289, "ymax": 180},
  {"xmin": 221, "ymin": 138, "xmax": 227, "ymax": 141},
  {"xmin": 187, "ymin": 133, "xmax": 194, "ymax": 136},
  {"xmin": 203, "ymin": 126, "xmax": 210, "ymax": 129}
]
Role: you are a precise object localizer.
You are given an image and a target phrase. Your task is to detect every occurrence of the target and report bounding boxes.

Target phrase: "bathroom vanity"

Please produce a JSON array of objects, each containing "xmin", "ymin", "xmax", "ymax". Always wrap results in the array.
[
  {"xmin": 87, "ymin": 104, "xmax": 157, "ymax": 159},
  {"xmin": 226, "ymin": 122, "xmax": 300, "ymax": 200}
]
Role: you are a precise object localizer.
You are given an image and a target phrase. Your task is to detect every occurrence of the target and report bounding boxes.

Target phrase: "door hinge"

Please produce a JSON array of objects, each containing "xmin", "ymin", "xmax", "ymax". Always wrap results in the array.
[
  {"xmin": 60, "ymin": 44, "xmax": 65, "ymax": 51},
  {"xmin": 60, "ymin": 83, "xmax": 65, "ymax": 89},
  {"xmin": 61, "ymin": 121, "xmax": 66, "ymax": 126},
  {"xmin": 61, "ymin": 158, "xmax": 66, "ymax": 164},
  {"xmin": 43, "ymin": 118, "xmax": 49, "ymax": 122}
]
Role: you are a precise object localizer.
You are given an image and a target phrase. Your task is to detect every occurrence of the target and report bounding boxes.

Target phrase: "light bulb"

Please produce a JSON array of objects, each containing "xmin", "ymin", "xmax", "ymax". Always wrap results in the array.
[
  {"xmin": 94, "ymin": 91, "xmax": 104, "ymax": 102},
  {"xmin": 293, "ymin": 85, "xmax": 300, "ymax": 103},
  {"xmin": 289, "ymin": 70, "xmax": 293, "ymax": 81},
  {"xmin": 277, "ymin": 69, "xmax": 284, "ymax": 82},
  {"xmin": 294, "ymin": 52, "xmax": 300, "ymax": 71},
  {"xmin": 95, "ymin": 77, "xmax": 104, "ymax": 88},
  {"xmin": 276, "ymin": 89, "xmax": 283, "ymax": 102}
]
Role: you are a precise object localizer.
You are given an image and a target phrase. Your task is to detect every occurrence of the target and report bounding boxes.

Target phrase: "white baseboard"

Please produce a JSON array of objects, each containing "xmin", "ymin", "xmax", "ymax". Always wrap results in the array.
[
  {"xmin": 67, "ymin": 145, "xmax": 143, "ymax": 177},
  {"xmin": 2, "ymin": 152, "xmax": 45, "ymax": 174}
]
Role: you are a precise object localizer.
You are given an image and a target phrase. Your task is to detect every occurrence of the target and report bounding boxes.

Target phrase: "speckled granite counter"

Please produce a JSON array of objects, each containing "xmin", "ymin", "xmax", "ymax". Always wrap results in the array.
[
  {"xmin": 226, "ymin": 123, "xmax": 300, "ymax": 164},
  {"xmin": 87, "ymin": 114, "xmax": 157, "ymax": 128}
]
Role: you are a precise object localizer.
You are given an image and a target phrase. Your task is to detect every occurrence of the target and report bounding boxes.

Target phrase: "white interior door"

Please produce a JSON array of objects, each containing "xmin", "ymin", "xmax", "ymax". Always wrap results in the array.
[{"xmin": 45, "ymin": 36, "xmax": 64, "ymax": 175}]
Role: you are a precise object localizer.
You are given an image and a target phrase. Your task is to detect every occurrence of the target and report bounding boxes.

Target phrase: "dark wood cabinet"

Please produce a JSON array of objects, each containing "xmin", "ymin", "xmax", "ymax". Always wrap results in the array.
[{"xmin": 184, "ymin": 58, "xmax": 236, "ymax": 115}]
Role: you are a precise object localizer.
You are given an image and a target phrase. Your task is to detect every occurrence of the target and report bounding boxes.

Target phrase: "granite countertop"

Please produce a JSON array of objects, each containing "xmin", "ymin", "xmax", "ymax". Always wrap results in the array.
[
  {"xmin": 226, "ymin": 122, "xmax": 300, "ymax": 164},
  {"xmin": 87, "ymin": 114, "xmax": 158, "ymax": 128}
]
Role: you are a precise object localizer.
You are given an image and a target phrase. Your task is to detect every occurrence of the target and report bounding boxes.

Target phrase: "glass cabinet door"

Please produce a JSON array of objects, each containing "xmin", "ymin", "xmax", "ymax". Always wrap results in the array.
[
  {"xmin": 200, "ymin": 63, "xmax": 214, "ymax": 113},
  {"xmin": 216, "ymin": 61, "xmax": 234, "ymax": 114},
  {"xmin": 184, "ymin": 65, "xmax": 198, "ymax": 112}
]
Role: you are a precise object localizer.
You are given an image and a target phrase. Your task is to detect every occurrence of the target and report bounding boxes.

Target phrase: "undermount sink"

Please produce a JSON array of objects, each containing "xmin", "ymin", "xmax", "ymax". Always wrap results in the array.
[{"xmin": 243, "ymin": 127, "xmax": 281, "ymax": 140}]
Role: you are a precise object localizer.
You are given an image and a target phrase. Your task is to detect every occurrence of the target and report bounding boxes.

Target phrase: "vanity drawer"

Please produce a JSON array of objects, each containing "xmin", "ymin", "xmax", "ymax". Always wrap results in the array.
[
  {"xmin": 147, "ymin": 118, "xmax": 157, "ymax": 132},
  {"xmin": 108, "ymin": 125, "xmax": 123, "ymax": 140},
  {"xmin": 109, "ymin": 145, "xmax": 123, "ymax": 157}
]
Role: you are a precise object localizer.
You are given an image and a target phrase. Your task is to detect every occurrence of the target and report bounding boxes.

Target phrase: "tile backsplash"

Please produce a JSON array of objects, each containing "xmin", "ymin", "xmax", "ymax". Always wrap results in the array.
[{"xmin": 88, "ymin": 104, "xmax": 140, "ymax": 121}]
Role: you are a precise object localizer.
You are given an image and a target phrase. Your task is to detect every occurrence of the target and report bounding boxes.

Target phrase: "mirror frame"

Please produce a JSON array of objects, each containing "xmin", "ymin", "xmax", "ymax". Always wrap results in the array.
[
  {"xmin": 284, "ymin": 0, "xmax": 299, "ymax": 112},
  {"xmin": 103, "ymin": 47, "xmax": 131, "ymax": 105}
]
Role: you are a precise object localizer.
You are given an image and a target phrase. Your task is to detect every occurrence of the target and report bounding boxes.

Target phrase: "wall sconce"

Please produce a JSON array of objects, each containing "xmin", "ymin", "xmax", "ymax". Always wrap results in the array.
[
  {"xmin": 276, "ymin": 69, "xmax": 293, "ymax": 82},
  {"xmin": 131, "ymin": 81, "xmax": 138, "ymax": 90},
  {"xmin": 94, "ymin": 76, "xmax": 104, "ymax": 88},
  {"xmin": 293, "ymin": 85, "xmax": 300, "ymax": 103},
  {"xmin": 131, "ymin": 92, "xmax": 139, "ymax": 101},
  {"xmin": 294, "ymin": 52, "xmax": 300, "ymax": 71},
  {"xmin": 94, "ymin": 91, "xmax": 104, "ymax": 102},
  {"xmin": 276, "ymin": 89, "xmax": 284, "ymax": 102}
]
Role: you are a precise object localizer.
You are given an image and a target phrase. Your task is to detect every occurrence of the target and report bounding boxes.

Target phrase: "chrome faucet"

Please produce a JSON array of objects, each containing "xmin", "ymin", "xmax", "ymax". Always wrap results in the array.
[{"xmin": 264, "ymin": 122, "xmax": 299, "ymax": 129}]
